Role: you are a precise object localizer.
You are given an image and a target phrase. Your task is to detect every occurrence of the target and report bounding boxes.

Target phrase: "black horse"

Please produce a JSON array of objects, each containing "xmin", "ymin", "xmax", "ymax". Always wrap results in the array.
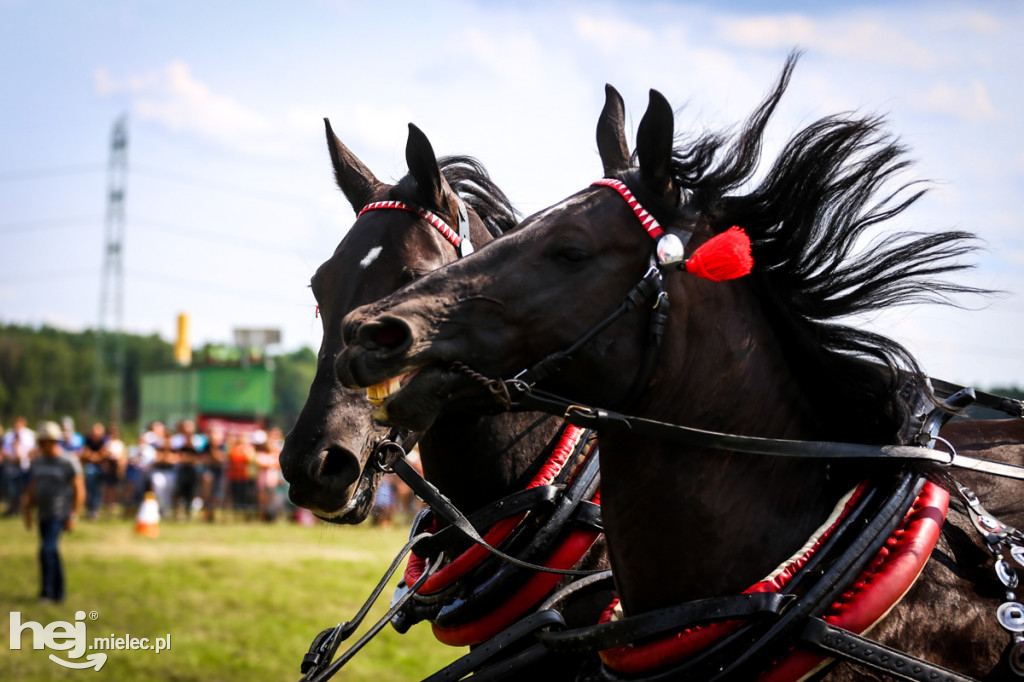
[
  {"xmin": 278, "ymin": 121, "xmax": 608, "ymax": 675},
  {"xmin": 279, "ymin": 119, "xmax": 562, "ymax": 523},
  {"xmin": 337, "ymin": 56, "xmax": 1024, "ymax": 679}
]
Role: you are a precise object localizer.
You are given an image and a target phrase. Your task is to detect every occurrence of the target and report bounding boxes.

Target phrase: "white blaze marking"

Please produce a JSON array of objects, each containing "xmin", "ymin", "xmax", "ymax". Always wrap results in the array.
[{"xmin": 359, "ymin": 246, "xmax": 383, "ymax": 268}]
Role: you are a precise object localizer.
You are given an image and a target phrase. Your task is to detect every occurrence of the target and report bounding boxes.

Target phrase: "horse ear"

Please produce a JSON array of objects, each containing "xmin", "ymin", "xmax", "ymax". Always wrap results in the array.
[
  {"xmin": 635, "ymin": 89, "xmax": 675, "ymax": 198},
  {"xmin": 405, "ymin": 123, "xmax": 457, "ymax": 212},
  {"xmin": 324, "ymin": 118, "xmax": 383, "ymax": 213},
  {"xmin": 597, "ymin": 84, "xmax": 630, "ymax": 176}
]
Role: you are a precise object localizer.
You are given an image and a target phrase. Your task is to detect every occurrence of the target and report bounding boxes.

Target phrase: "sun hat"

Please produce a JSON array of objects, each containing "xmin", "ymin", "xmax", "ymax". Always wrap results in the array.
[{"xmin": 36, "ymin": 421, "xmax": 63, "ymax": 442}]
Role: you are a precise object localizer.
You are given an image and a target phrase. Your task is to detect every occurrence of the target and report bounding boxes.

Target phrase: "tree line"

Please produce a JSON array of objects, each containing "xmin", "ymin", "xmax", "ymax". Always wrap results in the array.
[
  {"xmin": 0, "ymin": 323, "xmax": 316, "ymax": 434},
  {"xmin": 1, "ymin": 322, "xmax": 1019, "ymax": 434}
]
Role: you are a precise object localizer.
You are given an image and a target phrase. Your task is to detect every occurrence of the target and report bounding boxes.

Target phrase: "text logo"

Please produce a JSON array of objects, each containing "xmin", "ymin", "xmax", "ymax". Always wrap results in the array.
[{"xmin": 10, "ymin": 611, "xmax": 172, "ymax": 671}]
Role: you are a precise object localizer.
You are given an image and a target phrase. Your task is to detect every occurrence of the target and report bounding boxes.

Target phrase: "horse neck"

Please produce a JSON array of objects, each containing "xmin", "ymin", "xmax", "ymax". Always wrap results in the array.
[
  {"xmin": 417, "ymin": 411, "xmax": 561, "ymax": 513},
  {"xmin": 598, "ymin": 278, "xmax": 858, "ymax": 614}
]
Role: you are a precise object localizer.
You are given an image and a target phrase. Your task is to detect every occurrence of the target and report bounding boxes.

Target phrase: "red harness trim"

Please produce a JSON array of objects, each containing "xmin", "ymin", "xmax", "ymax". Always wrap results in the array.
[
  {"xmin": 358, "ymin": 200, "xmax": 463, "ymax": 250},
  {"xmin": 403, "ymin": 425, "xmax": 602, "ymax": 646},
  {"xmin": 433, "ymin": 525, "xmax": 602, "ymax": 646},
  {"xmin": 760, "ymin": 481, "xmax": 949, "ymax": 681},
  {"xmin": 591, "ymin": 179, "xmax": 665, "ymax": 239},
  {"xmin": 597, "ymin": 481, "xmax": 948, "ymax": 679}
]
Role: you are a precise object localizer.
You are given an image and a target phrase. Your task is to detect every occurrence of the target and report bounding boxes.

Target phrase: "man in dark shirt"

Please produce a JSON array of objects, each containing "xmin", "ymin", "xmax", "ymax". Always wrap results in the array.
[{"xmin": 23, "ymin": 421, "xmax": 84, "ymax": 603}]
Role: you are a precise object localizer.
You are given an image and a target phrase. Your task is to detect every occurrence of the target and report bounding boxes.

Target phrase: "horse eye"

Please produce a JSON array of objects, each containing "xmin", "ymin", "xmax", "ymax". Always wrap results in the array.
[
  {"xmin": 553, "ymin": 247, "xmax": 593, "ymax": 264},
  {"xmin": 399, "ymin": 267, "xmax": 427, "ymax": 285}
]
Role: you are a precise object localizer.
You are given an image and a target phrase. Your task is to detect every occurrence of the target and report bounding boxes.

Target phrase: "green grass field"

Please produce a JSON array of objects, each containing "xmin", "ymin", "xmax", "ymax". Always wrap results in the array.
[{"xmin": 1, "ymin": 515, "xmax": 465, "ymax": 681}]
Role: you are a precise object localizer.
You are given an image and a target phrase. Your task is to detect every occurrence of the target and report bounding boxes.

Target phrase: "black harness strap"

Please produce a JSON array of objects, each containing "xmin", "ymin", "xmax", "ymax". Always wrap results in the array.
[
  {"xmin": 536, "ymin": 593, "xmax": 793, "ymax": 653},
  {"xmin": 510, "ymin": 388, "xmax": 1024, "ymax": 481},
  {"xmin": 388, "ymin": 448, "xmax": 603, "ymax": 578},
  {"xmin": 799, "ymin": 617, "xmax": 978, "ymax": 682},
  {"xmin": 300, "ymin": 535, "xmax": 444, "ymax": 682},
  {"xmin": 407, "ymin": 485, "xmax": 561, "ymax": 560},
  {"xmin": 931, "ymin": 377, "xmax": 1024, "ymax": 418},
  {"xmin": 422, "ymin": 610, "xmax": 566, "ymax": 682},
  {"xmin": 512, "ymin": 266, "xmax": 664, "ymax": 390}
]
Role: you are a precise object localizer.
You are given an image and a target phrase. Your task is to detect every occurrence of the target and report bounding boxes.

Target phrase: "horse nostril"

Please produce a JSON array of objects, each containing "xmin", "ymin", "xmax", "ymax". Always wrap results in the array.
[
  {"xmin": 311, "ymin": 446, "xmax": 361, "ymax": 490},
  {"xmin": 303, "ymin": 444, "xmax": 364, "ymax": 497},
  {"xmin": 371, "ymin": 324, "xmax": 406, "ymax": 348},
  {"xmin": 359, "ymin": 317, "xmax": 413, "ymax": 353}
]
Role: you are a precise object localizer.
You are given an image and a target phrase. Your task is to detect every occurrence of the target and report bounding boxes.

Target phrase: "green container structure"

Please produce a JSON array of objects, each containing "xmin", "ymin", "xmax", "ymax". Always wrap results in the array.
[{"xmin": 140, "ymin": 367, "xmax": 274, "ymax": 431}]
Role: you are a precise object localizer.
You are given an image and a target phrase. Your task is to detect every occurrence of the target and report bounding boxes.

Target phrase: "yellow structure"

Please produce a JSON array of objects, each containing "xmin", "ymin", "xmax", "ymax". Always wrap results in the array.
[{"xmin": 173, "ymin": 313, "xmax": 192, "ymax": 366}]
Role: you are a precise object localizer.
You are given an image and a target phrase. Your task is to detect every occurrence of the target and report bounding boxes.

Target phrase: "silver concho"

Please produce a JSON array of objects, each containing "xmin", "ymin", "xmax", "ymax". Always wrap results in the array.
[
  {"xmin": 656, "ymin": 233, "xmax": 686, "ymax": 269},
  {"xmin": 997, "ymin": 558, "xmax": 1020, "ymax": 588},
  {"xmin": 979, "ymin": 514, "xmax": 1002, "ymax": 532},
  {"xmin": 997, "ymin": 602, "xmax": 1024, "ymax": 632}
]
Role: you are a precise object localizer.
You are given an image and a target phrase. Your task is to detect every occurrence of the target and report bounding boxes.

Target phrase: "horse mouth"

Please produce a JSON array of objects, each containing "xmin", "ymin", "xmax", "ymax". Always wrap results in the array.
[
  {"xmin": 314, "ymin": 466, "xmax": 382, "ymax": 524},
  {"xmin": 365, "ymin": 367, "xmax": 423, "ymax": 406},
  {"xmin": 361, "ymin": 364, "xmax": 483, "ymax": 431}
]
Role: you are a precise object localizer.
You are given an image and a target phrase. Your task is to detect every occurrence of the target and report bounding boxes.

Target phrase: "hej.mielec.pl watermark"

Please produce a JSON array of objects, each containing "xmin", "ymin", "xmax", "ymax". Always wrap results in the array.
[{"xmin": 10, "ymin": 610, "xmax": 171, "ymax": 671}]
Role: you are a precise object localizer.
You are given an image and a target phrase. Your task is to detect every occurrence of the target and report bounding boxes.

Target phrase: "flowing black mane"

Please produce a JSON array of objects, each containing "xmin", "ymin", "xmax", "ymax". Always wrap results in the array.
[
  {"xmin": 392, "ymin": 155, "xmax": 519, "ymax": 238},
  {"xmin": 624, "ymin": 54, "xmax": 986, "ymax": 444}
]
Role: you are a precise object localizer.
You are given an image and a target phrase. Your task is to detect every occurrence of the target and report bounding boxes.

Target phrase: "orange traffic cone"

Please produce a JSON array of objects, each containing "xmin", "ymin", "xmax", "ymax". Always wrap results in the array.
[{"xmin": 135, "ymin": 491, "xmax": 161, "ymax": 538}]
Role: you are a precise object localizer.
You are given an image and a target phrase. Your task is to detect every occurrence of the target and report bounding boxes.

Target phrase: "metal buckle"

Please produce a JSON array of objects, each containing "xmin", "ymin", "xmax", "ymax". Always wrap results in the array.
[
  {"xmin": 563, "ymin": 404, "xmax": 595, "ymax": 421},
  {"xmin": 930, "ymin": 435, "xmax": 957, "ymax": 467},
  {"xmin": 300, "ymin": 623, "xmax": 344, "ymax": 678},
  {"xmin": 508, "ymin": 370, "xmax": 534, "ymax": 393},
  {"xmin": 372, "ymin": 440, "xmax": 406, "ymax": 473}
]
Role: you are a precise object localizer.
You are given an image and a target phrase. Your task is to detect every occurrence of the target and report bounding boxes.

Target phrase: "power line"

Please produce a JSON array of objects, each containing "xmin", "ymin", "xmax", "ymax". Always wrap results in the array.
[
  {"xmin": 0, "ymin": 164, "xmax": 105, "ymax": 182},
  {"xmin": 0, "ymin": 161, "xmax": 335, "ymax": 215},
  {"xmin": 0, "ymin": 269, "xmax": 97, "ymax": 283},
  {"xmin": 132, "ymin": 163, "xmax": 329, "ymax": 212},
  {"xmin": 130, "ymin": 216, "xmax": 298, "ymax": 253},
  {"xmin": 123, "ymin": 268, "xmax": 311, "ymax": 307},
  {"xmin": 0, "ymin": 216, "xmax": 101, "ymax": 234}
]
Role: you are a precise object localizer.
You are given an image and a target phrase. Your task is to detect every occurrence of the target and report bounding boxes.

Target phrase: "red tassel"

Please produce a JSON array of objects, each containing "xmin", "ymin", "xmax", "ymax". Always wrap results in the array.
[{"xmin": 684, "ymin": 226, "xmax": 753, "ymax": 281}]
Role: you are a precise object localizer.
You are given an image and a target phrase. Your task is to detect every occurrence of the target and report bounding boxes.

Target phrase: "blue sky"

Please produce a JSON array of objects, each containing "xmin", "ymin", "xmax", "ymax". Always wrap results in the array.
[{"xmin": 1, "ymin": 0, "xmax": 1021, "ymax": 387}]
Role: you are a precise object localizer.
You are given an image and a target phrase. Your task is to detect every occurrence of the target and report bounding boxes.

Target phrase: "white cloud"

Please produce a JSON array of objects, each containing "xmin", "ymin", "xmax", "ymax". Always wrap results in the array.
[
  {"xmin": 961, "ymin": 11, "xmax": 1001, "ymax": 35},
  {"xmin": 717, "ymin": 13, "xmax": 940, "ymax": 70},
  {"xmin": 910, "ymin": 79, "xmax": 998, "ymax": 121},
  {"xmin": 94, "ymin": 61, "xmax": 275, "ymax": 150},
  {"xmin": 573, "ymin": 13, "xmax": 656, "ymax": 50}
]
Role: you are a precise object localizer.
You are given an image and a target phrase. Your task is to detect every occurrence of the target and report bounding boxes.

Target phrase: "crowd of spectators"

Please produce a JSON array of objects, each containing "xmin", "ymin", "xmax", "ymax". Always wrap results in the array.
[
  {"xmin": 0, "ymin": 416, "xmax": 295, "ymax": 523},
  {"xmin": 1, "ymin": 415, "xmax": 428, "ymax": 526}
]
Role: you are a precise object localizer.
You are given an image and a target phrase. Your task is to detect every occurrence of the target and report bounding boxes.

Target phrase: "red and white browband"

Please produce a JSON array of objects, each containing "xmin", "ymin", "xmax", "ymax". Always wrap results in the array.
[
  {"xmin": 590, "ymin": 178, "xmax": 754, "ymax": 282},
  {"xmin": 591, "ymin": 178, "xmax": 666, "ymax": 239},
  {"xmin": 358, "ymin": 197, "xmax": 475, "ymax": 257},
  {"xmin": 359, "ymin": 200, "xmax": 463, "ymax": 249}
]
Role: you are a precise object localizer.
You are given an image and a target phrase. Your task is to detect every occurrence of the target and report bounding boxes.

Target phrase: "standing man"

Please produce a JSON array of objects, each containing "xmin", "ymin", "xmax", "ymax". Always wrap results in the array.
[
  {"xmin": 22, "ymin": 421, "xmax": 84, "ymax": 603},
  {"xmin": 2, "ymin": 416, "xmax": 35, "ymax": 516}
]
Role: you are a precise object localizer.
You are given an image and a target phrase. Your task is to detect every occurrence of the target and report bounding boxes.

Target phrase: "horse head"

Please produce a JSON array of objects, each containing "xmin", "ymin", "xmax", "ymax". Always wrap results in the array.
[{"xmin": 280, "ymin": 119, "xmax": 508, "ymax": 522}]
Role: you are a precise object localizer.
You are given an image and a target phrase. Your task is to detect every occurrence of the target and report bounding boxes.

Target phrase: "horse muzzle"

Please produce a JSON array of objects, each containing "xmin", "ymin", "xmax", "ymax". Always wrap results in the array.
[{"xmin": 280, "ymin": 438, "xmax": 365, "ymax": 519}]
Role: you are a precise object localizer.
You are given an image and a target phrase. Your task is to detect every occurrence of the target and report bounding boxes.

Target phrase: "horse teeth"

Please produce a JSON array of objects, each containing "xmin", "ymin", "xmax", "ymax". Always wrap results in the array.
[{"xmin": 366, "ymin": 376, "xmax": 402, "ymax": 405}]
